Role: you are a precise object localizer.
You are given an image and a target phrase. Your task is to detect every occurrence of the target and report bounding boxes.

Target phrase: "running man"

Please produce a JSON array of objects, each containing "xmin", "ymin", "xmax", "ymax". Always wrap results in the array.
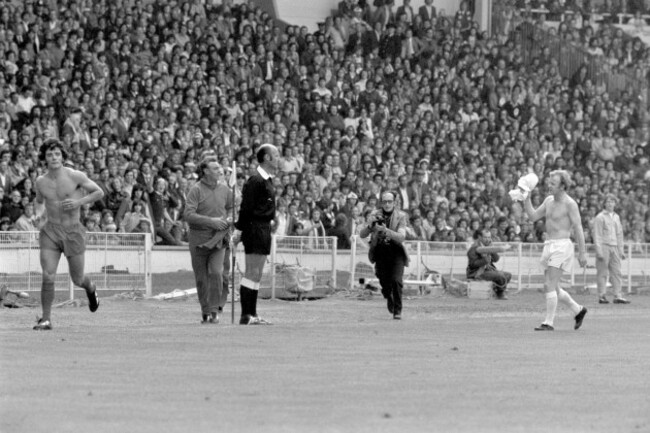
[
  {"xmin": 522, "ymin": 170, "xmax": 588, "ymax": 331},
  {"xmin": 32, "ymin": 140, "xmax": 104, "ymax": 330},
  {"xmin": 234, "ymin": 143, "xmax": 280, "ymax": 325}
]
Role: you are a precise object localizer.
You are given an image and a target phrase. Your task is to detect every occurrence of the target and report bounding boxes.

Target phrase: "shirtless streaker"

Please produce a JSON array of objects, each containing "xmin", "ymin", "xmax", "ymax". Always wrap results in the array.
[
  {"xmin": 522, "ymin": 170, "xmax": 588, "ymax": 331},
  {"xmin": 32, "ymin": 140, "xmax": 105, "ymax": 330}
]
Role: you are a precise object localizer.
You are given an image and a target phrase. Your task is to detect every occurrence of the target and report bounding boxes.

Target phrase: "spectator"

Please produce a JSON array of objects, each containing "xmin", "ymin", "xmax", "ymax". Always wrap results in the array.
[
  {"xmin": 0, "ymin": 0, "xmax": 647, "ymax": 251},
  {"xmin": 150, "ymin": 177, "xmax": 184, "ymax": 246},
  {"xmin": 327, "ymin": 212, "xmax": 351, "ymax": 249},
  {"xmin": 119, "ymin": 199, "xmax": 151, "ymax": 234},
  {"xmin": 593, "ymin": 194, "xmax": 630, "ymax": 304},
  {"xmin": 0, "ymin": 216, "xmax": 12, "ymax": 233},
  {"xmin": 13, "ymin": 202, "xmax": 37, "ymax": 232},
  {"xmin": 1, "ymin": 189, "xmax": 23, "ymax": 224},
  {"xmin": 297, "ymin": 206, "xmax": 328, "ymax": 249},
  {"xmin": 0, "ymin": 160, "xmax": 13, "ymax": 194}
]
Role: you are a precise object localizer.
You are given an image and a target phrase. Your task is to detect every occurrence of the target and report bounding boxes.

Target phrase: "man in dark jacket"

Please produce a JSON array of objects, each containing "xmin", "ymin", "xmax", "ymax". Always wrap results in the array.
[
  {"xmin": 360, "ymin": 191, "xmax": 409, "ymax": 319},
  {"xmin": 466, "ymin": 228, "xmax": 512, "ymax": 300},
  {"xmin": 234, "ymin": 144, "xmax": 280, "ymax": 325}
]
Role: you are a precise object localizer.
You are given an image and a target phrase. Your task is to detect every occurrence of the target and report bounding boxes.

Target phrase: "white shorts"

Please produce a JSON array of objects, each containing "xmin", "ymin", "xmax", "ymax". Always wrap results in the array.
[{"xmin": 540, "ymin": 239, "xmax": 574, "ymax": 271}]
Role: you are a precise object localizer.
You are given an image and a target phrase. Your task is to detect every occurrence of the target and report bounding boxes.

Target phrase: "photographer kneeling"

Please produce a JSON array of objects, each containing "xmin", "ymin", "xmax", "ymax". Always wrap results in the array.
[
  {"xmin": 466, "ymin": 228, "xmax": 512, "ymax": 300},
  {"xmin": 360, "ymin": 191, "xmax": 410, "ymax": 320}
]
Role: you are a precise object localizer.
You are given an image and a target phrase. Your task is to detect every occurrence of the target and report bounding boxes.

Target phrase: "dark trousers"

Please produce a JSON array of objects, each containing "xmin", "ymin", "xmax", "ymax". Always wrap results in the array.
[
  {"xmin": 375, "ymin": 256, "xmax": 406, "ymax": 314},
  {"xmin": 477, "ymin": 270, "xmax": 512, "ymax": 294},
  {"xmin": 221, "ymin": 247, "xmax": 231, "ymax": 309},
  {"xmin": 190, "ymin": 245, "xmax": 227, "ymax": 315}
]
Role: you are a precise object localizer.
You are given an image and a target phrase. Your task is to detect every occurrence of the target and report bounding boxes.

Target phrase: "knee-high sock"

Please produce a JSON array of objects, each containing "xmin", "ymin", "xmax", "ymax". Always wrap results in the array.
[
  {"xmin": 240, "ymin": 278, "xmax": 256, "ymax": 317},
  {"xmin": 544, "ymin": 291, "xmax": 558, "ymax": 326},
  {"xmin": 41, "ymin": 281, "xmax": 55, "ymax": 321},
  {"xmin": 250, "ymin": 284, "xmax": 259, "ymax": 317},
  {"xmin": 240, "ymin": 287, "xmax": 252, "ymax": 317},
  {"xmin": 558, "ymin": 288, "xmax": 581, "ymax": 315}
]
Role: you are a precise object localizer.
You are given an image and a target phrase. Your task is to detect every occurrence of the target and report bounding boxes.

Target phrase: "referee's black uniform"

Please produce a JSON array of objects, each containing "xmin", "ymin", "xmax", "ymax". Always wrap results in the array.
[
  {"xmin": 235, "ymin": 167, "xmax": 276, "ymax": 255},
  {"xmin": 234, "ymin": 166, "xmax": 276, "ymax": 323}
]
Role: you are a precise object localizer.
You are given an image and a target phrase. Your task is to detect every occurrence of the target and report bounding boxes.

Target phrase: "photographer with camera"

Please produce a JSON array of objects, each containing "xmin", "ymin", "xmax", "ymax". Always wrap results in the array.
[
  {"xmin": 466, "ymin": 228, "xmax": 512, "ymax": 300},
  {"xmin": 359, "ymin": 191, "xmax": 410, "ymax": 320}
]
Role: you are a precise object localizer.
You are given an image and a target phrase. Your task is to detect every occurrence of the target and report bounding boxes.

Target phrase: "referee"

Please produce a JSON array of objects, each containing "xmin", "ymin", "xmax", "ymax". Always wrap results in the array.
[{"xmin": 235, "ymin": 144, "xmax": 280, "ymax": 325}]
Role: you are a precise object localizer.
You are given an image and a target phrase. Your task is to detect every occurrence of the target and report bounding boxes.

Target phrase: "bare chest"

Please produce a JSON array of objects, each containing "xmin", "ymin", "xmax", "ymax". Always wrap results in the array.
[
  {"xmin": 39, "ymin": 176, "xmax": 81, "ymax": 201},
  {"xmin": 546, "ymin": 200, "xmax": 569, "ymax": 221}
]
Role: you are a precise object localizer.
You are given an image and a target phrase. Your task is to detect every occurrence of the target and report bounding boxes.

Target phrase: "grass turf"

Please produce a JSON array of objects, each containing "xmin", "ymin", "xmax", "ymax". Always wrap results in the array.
[{"xmin": 1, "ymin": 290, "xmax": 649, "ymax": 433}]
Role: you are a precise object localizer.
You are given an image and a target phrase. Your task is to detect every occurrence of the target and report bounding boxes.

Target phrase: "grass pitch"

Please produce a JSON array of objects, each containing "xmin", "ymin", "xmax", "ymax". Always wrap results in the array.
[{"xmin": 1, "ymin": 289, "xmax": 650, "ymax": 433}]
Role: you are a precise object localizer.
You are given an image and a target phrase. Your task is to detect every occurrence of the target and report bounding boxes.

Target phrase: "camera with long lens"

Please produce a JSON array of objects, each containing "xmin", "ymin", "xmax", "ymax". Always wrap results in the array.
[{"xmin": 372, "ymin": 213, "xmax": 385, "ymax": 228}]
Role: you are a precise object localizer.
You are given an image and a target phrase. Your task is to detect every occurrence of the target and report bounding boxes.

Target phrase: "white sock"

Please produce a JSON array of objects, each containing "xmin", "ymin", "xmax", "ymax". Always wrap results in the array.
[
  {"xmin": 544, "ymin": 291, "xmax": 558, "ymax": 326},
  {"xmin": 558, "ymin": 288, "xmax": 581, "ymax": 315}
]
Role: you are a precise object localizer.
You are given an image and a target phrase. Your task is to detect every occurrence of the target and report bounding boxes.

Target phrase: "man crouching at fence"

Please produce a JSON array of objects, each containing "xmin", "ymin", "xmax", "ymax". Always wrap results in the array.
[
  {"xmin": 360, "ymin": 191, "xmax": 409, "ymax": 320},
  {"xmin": 466, "ymin": 228, "xmax": 512, "ymax": 300},
  {"xmin": 32, "ymin": 139, "xmax": 104, "ymax": 330}
]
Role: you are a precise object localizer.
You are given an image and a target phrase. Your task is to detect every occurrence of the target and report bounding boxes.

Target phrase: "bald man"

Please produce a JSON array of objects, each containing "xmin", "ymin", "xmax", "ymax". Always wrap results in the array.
[{"xmin": 234, "ymin": 144, "xmax": 280, "ymax": 325}]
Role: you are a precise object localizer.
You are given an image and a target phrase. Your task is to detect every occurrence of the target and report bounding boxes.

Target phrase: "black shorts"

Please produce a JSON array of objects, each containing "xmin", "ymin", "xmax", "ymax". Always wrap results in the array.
[{"xmin": 241, "ymin": 222, "xmax": 272, "ymax": 255}]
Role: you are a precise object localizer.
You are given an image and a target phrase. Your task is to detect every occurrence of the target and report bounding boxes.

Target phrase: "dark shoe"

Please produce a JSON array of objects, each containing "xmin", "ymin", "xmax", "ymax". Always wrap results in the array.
[
  {"xmin": 209, "ymin": 312, "xmax": 219, "ymax": 324},
  {"xmin": 393, "ymin": 313, "xmax": 402, "ymax": 320},
  {"xmin": 613, "ymin": 297, "xmax": 630, "ymax": 304},
  {"xmin": 496, "ymin": 292, "xmax": 508, "ymax": 300},
  {"xmin": 574, "ymin": 307, "xmax": 588, "ymax": 330},
  {"xmin": 86, "ymin": 283, "xmax": 99, "ymax": 313},
  {"xmin": 250, "ymin": 315, "xmax": 272, "ymax": 325},
  {"xmin": 201, "ymin": 314, "xmax": 210, "ymax": 324},
  {"xmin": 33, "ymin": 318, "xmax": 53, "ymax": 330},
  {"xmin": 239, "ymin": 314, "xmax": 252, "ymax": 325},
  {"xmin": 534, "ymin": 323, "xmax": 554, "ymax": 331},
  {"xmin": 598, "ymin": 296, "xmax": 609, "ymax": 304}
]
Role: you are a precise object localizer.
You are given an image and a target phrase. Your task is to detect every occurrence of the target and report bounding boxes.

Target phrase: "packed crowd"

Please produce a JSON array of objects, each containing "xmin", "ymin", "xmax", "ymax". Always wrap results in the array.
[
  {"xmin": 515, "ymin": 0, "xmax": 648, "ymax": 16},
  {"xmin": 1, "ymin": 0, "xmax": 650, "ymax": 249},
  {"xmin": 505, "ymin": 0, "xmax": 650, "ymax": 72}
]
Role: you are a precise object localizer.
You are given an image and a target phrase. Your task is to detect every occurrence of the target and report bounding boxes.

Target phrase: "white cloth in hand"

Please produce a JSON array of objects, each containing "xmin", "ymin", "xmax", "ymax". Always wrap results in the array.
[
  {"xmin": 509, "ymin": 188, "xmax": 528, "ymax": 202},
  {"xmin": 517, "ymin": 173, "xmax": 539, "ymax": 192}
]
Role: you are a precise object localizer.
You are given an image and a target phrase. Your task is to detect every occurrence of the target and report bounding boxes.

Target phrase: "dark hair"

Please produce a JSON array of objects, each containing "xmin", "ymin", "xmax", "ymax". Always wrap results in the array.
[
  {"xmin": 310, "ymin": 207, "xmax": 322, "ymax": 219},
  {"xmin": 473, "ymin": 227, "xmax": 489, "ymax": 240},
  {"xmin": 131, "ymin": 184, "xmax": 145, "ymax": 199},
  {"xmin": 39, "ymin": 139, "xmax": 69, "ymax": 162},
  {"xmin": 197, "ymin": 156, "xmax": 217, "ymax": 179},
  {"xmin": 131, "ymin": 199, "xmax": 143, "ymax": 211}
]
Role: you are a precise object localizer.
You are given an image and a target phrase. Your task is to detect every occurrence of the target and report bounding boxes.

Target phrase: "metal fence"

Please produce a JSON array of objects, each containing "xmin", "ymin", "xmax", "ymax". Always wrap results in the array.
[
  {"xmin": 0, "ymin": 231, "xmax": 152, "ymax": 298},
  {"xmin": 260, "ymin": 235, "xmax": 337, "ymax": 299},
  {"xmin": 6, "ymin": 230, "xmax": 650, "ymax": 299},
  {"xmin": 344, "ymin": 237, "xmax": 650, "ymax": 294}
]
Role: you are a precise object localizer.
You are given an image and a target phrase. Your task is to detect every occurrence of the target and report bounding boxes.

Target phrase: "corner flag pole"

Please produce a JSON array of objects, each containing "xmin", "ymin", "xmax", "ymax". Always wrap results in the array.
[{"xmin": 230, "ymin": 161, "xmax": 237, "ymax": 325}]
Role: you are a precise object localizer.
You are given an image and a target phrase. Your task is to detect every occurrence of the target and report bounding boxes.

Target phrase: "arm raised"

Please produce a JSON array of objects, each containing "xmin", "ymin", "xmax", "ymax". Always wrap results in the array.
[{"xmin": 523, "ymin": 195, "xmax": 549, "ymax": 223}]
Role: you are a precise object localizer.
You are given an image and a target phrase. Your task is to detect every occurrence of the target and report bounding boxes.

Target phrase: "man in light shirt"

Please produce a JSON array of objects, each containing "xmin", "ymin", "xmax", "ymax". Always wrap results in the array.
[{"xmin": 592, "ymin": 194, "xmax": 630, "ymax": 304}]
